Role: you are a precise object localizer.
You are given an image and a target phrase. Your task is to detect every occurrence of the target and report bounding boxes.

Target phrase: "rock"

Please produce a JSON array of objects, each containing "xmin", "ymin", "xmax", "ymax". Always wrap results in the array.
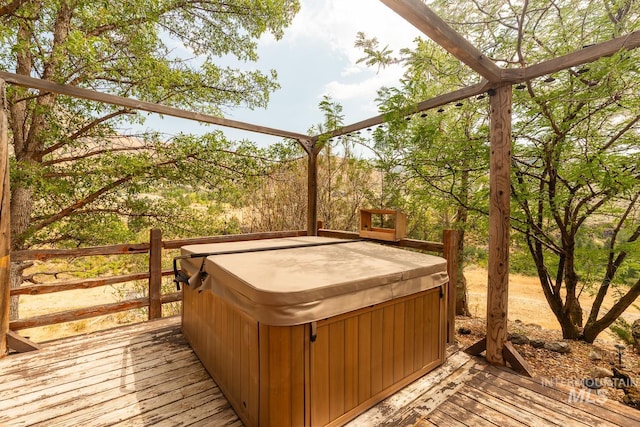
[
  {"xmin": 613, "ymin": 367, "xmax": 635, "ymax": 389},
  {"xmin": 530, "ymin": 339, "xmax": 546, "ymax": 349},
  {"xmin": 508, "ymin": 333, "xmax": 530, "ymax": 345},
  {"xmin": 623, "ymin": 386, "xmax": 640, "ymax": 410},
  {"xmin": 457, "ymin": 327, "xmax": 471, "ymax": 335},
  {"xmin": 544, "ymin": 341, "xmax": 572, "ymax": 354},
  {"xmin": 588, "ymin": 350, "xmax": 602, "ymax": 361},
  {"xmin": 590, "ymin": 367, "xmax": 613, "ymax": 378},
  {"xmin": 632, "ymin": 319, "xmax": 640, "ymax": 351},
  {"xmin": 526, "ymin": 323, "xmax": 542, "ymax": 329}
]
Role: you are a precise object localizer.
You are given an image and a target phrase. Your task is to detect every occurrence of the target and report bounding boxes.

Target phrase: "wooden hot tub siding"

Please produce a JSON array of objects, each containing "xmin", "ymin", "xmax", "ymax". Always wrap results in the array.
[{"xmin": 182, "ymin": 283, "xmax": 446, "ymax": 427}]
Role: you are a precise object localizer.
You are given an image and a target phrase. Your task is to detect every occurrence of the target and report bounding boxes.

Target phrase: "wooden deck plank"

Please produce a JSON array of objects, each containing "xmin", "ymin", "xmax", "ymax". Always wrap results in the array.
[
  {"xmin": 484, "ymin": 364, "xmax": 639, "ymax": 426},
  {"xmin": 2, "ymin": 317, "xmax": 638, "ymax": 427},
  {"xmin": 0, "ymin": 340, "xmax": 192, "ymax": 409},
  {"xmin": 459, "ymin": 385, "xmax": 553, "ymax": 426},
  {"xmin": 0, "ymin": 326, "xmax": 183, "ymax": 384},
  {"xmin": 110, "ymin": 386, "xmax": 228, "ymax": 426},
  {"xmin": 437, "ymin": 399, "xmax": 500, "ymax": 426},
  {"xmin": 44, "ymin": 378, "xmax": 218, "ymax": 427},
  {"xmin": 469, "ymin": 370, "xmax": 603, "ymax": 427},
  {"xmin": 0, "ymin": 318, "xmax": 180, "ymax": 374},
  {"xmin": 349, "ymin": 352, "xmax": 482, "ymax": 427},
  {"xmin": 0, "ymin": 317, "xmax": 241, "ymax": 427},
  {"xmin": 1, "ymin": 357, "xmax": 204, "ymax": 425}
]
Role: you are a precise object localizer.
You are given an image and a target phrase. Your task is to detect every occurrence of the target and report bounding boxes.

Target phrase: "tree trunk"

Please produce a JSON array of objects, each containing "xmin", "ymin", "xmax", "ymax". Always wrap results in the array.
[
  {"xmin": 456, "ymin": 230, "xmax": 470, "ymax": 316},
  {"xmin": 9, "ymin": 263, "xmax": 24, "ymax": 320}
]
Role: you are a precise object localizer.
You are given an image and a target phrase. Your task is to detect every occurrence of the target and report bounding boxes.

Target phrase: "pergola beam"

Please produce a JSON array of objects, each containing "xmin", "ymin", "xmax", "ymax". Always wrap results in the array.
[
  {"xmin": 380, "ymin": 0, "xmax": 502, "ymax": 83},
  {"xmin": 502, "ymin": 30, "xmax": 640, "ymax": 82},
  {"xmin": 0, "ymin": 71, "xmax": 309, "ymax": 141},
  {"xmin": 312, "ymin": 79, "xmax": 491, "ymax": 142}
]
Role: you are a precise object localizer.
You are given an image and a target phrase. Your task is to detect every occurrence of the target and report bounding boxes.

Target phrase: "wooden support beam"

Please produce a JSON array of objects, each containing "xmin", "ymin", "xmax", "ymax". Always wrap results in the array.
[
  {"xmin": 148, "ymin": 228, "xmax": 162, "ymax": 320},
  {"xmin": 502, "ymin": 30, "xmax": 640, "ymax": 82},
  {"xmin": 464, "ymin": 338, "xmax": 533, "ymax": 377},
  {"xmin": 0, "ymin": 79, "xmax": 9, "ymax": 358},
  {"xmin": 0, "ymin": 71, "xmax": 309, "ymax": 141},
  {"xmin": 443, "ymin": 229, "xmax": 459, "ymax": 344},
  {"xmin": 6, "ymin": 330, "xmax": 40, "ymax": 353},
  {"xmin": 502, "ymin": 341, "xmax": 534, "ymax": 377},
  {"xmin": 307, "ymin": 149, "xmax": 319, "ymax": 236},
  {"xmin": 312, "ymin": 80, "xmax": 490, "ymax": 142},
  {"xmin": 486, "ymin": 85, "xmax": 512, "ymax": 366},
  {"xmin": 380, "ymin": 0, "xmax": 502, "ymax": 83}
]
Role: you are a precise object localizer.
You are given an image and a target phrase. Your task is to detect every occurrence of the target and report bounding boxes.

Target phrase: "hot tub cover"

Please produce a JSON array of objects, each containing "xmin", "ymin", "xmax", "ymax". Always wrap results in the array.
[{"xmin": 180, "ymin": 236, "xmax": 448, "ymax": 326}]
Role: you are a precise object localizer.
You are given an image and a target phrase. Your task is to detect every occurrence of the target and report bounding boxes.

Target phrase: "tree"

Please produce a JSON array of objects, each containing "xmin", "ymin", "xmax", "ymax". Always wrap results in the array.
[
  {"xmin": 357, "ymin": 36, "xmax": 491, "ymax": 317},
  {"xmin": 1, "ymin": 0, "xmax": 300, "ymax": 318},
  {"xmin": 371, "ymin": 0, "xmax": 640, "ymax": 341},
  {"xmin": 243, "ymin": 96, "xmax": 379, "ymax": 233}
]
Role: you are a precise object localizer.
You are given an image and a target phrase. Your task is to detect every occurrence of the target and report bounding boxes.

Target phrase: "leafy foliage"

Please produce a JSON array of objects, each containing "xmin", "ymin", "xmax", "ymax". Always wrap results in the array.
[
  {"xmin": 2, "ymin": 0, "xmax": 300, "ymax": 251},
  {"xmin": 357, "ymin": 0, "xmax": 640, "ymax": 338}
]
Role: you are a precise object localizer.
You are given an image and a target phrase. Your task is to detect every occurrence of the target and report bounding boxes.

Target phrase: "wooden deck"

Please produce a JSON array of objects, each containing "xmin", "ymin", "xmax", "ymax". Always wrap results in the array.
[{"xmin": 2, "ymin": 317, "xmax": 639, "ymax": 426}]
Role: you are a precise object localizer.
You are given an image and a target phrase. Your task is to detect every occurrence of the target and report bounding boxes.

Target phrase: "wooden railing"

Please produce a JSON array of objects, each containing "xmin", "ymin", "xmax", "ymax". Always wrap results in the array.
[
  {"xmin": 9, "ymin": 229, "xmax": 307, "ymax": 333},
  {"xmin": 9, "ymin": 227, "xmax": 458, "ymax": 344}
]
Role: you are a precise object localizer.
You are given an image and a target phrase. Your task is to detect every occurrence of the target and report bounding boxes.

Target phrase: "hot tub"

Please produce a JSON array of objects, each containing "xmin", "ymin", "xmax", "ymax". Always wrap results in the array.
[{"xmin": 180, "ymin": 236, "xmax": 448, "ymax": 427}]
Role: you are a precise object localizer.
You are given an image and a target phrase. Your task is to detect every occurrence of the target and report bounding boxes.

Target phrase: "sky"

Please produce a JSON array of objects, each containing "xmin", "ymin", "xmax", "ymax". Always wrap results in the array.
[{"xmin": 137, "ymin": 0, "xmax": 425, "ymax": 147}]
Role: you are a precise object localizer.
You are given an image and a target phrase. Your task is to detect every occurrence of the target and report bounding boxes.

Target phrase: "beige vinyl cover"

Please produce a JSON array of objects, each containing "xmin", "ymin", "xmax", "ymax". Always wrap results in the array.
[{"xmin": 180, "ymin": 237, "xmax": 448, "ymax": 326}]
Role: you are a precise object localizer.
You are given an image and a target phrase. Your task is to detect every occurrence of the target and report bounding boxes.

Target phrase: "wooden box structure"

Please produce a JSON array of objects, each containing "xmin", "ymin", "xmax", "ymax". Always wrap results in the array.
[
  {"xmin": 180, "ymin": 237, "xmax": 448, "ymax": 427},
  {"xmin": 359, "ymin": 209, "xmax": 407, "ymax": 241}
]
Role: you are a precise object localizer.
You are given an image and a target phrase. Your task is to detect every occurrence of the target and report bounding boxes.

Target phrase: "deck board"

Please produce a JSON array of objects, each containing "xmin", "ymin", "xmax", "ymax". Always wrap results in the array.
[
  {"xmin": 2, "ymin": 317, "xmax": 639, "ymax": 426},
  {"xmin": 0, "ymin": 317, "xmax": 240, "ymax": 427}
]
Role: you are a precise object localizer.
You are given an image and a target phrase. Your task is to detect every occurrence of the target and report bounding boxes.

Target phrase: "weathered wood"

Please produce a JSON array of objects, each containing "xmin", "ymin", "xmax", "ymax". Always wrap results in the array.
[
  {"xmin": 502, "ymin": 341, "xmax": 533, "ymax": 377},
  {"xmin": 486, "ymin": 85, "xmax": 512, "ymax": 366},
  {"xmin": 380, "ymin": 0, "xmax": 502, "ymax": 83},
  {"xmin": 9, "ymin": 296, "xmax": 149, "ymax": 330},
  {"xmin": 502, "ymin": 30, "xmax": 640, "ymax": 83},
  {"xmin": 2, "ymin": 319, "xmax": 637, "ymax": 427},
  {"xmin": 162, "ymin": 230, "xmax": 307, "ymax": 249},
  {"xmin": 442, "ymin": 229, "xmax": 459, "ymax": 343},
  {"xmin": 12, "ymin": 242, "xmax": 150, "ymax": 262},
  {"xmin": 0, "ymin": 79, "xmax": 9, "ymax": 358},
  {"xmin": 307, "ymin": 149, "xmax": 319, "ymax": 236},
  {"xmin": 464, "ymin": 337, "xmax": 487, "ymax": 356},
  {"xmin": 161, "ymin": 291, "xmax": 182, "ymax": 304},
  {"xmin": 0, "ymin": 318, "xmax": 241, "ymax": 427},
  {"xmin": 0, "ymin": 71, "xmax": 309, "ymax": 141},
  {"xmin": 9, "ymin": 272, "xmax": 150, "ymax": 296},
  {"xmin": 148, "ymin": 228, "xmax": 162, "ymax": 320},
  {"xmin": 6, "ymin": 330, "xmax": 40, "ymax": 353}
]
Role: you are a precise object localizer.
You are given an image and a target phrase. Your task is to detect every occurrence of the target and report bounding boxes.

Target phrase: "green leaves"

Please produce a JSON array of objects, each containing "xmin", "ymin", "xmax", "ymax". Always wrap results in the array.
[{"xmin": 4, "ymin": 0, "xmax": 300, "ymax": 249}]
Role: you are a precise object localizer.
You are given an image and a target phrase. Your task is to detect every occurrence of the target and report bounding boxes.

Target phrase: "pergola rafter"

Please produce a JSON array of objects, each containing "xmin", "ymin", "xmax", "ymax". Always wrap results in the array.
[{"xmin": 2, "ymin": 0, "xmax": 640, "ymax": 366}]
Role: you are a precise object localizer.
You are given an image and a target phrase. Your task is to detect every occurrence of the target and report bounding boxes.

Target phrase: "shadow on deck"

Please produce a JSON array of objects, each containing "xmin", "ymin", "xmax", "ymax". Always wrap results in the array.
[{"xmin": 1, "ymin": 317, "xmax": 639, "ymax": 426}]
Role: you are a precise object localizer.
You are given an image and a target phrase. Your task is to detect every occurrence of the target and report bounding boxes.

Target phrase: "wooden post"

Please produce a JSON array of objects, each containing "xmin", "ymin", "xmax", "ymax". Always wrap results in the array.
[
  {"xmin": 307, "ymin": 149, "xmax": 318, "ymax": 236},
  {"xmin": 0, "ymin": 79, "xmax": 9, "ymax": 357},
  {"xmin": 148, "ymin": 228, "xmax": 162, "ymax": 320},
  {"xmin": 443, "ymin": 229, "xmax": 459, "ymax": 344},
  {"xmin": 486, "ymin": 85, "xmax": 512, "ymax": 365}
]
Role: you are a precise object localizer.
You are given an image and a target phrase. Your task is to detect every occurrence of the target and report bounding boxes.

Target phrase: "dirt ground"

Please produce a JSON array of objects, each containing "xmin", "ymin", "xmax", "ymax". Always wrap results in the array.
[{"xmin": 464, "ymin": 266, "xmax": 640, "ymax": 341}]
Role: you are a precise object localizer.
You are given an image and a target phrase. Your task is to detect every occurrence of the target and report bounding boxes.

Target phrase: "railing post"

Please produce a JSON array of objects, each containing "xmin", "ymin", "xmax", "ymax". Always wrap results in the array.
[
  {"xmin": 148, "ymin": 228, "xmax": 162, "ymax": 320},
  {"xmin": 443, "ymin": 229, "xmax": 459, "ymax": 344},
  {"xmin": 307, "ymin": 148, "xmax": 318, "ymax": 236},
  {"xmin": 0, "ymin": 79, "xmax": 10, "ymax": 357}
]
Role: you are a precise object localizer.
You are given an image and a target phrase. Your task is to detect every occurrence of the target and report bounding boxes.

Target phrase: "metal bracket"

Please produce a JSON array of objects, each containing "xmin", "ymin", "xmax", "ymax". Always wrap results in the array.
[{"xmin": 310, "ymin": 322, "xmax": 317, "ymax": 343}]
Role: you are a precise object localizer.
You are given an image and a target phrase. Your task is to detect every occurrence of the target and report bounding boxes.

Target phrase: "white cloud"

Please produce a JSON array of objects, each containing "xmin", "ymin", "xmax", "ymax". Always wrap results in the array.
[{"xmin": 264, "ymin": 0, "xmax": 423, "ymax": 89}]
